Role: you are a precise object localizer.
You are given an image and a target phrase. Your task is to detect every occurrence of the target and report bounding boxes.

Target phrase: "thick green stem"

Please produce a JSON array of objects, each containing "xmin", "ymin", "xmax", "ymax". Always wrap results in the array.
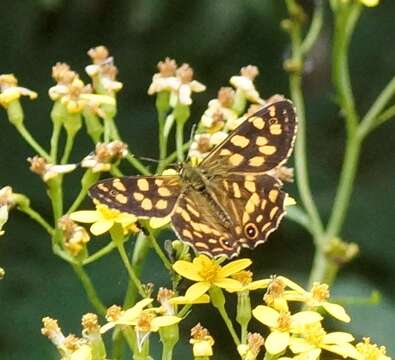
[
  {"xmin": 50, "ymin": 119, "xmax": 62, "ymax": 162},
  {"xmin": 72, "ymin": 264, "xmax": 106, "ymax": 316},
  {"xmin": 83, "ymin": 241, "xmax": 117, "ymax": 265},
  {"xmin": 17, "ymin": 205, "xmax": 54, "ymax": 235},
  {"xmin": 60, "ymin": 132, "xmax": 76, "ymax": 164},
  {"xmin": 307, "ymin": 251, "xmax": 339, "ymax": 288},
  {"xmin": 176, "ymin": 121, "xmax": 185, "ymax": 162},
  {"xmin": 126, "ymin": 154, "xmax": 152, "ymax": 176}
]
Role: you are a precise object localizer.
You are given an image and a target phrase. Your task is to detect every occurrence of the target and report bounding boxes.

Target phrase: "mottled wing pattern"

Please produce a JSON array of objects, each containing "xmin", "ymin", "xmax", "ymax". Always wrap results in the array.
[
  {"xmin": 171, "ymin": 174, "xmax": 287, "ymax": 258},
  {"xmin": 201, "ymin": 99, "xmax": 297, "ymax": 174},
  {"xmin": 89, "ymin": 175, "xmax": 182, "ymax": 218}
]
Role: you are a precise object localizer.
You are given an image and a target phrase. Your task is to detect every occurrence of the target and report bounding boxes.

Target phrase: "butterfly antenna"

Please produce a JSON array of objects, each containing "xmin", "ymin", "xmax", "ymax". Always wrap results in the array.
[{"xmin": 138, "ymin": 156, "xmax": 160, "ymax": 164}]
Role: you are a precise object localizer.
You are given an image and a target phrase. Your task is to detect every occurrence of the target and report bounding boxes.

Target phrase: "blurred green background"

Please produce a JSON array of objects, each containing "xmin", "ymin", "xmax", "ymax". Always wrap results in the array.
[{"xmin": 0, "ymin": 0, "xmax": 394, "ymax": 359}]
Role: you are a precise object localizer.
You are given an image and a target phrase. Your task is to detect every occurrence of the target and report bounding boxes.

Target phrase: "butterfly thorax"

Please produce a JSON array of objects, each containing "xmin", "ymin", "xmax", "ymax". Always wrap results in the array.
[{"xmin": 180, "ymin": 163, "xmax": 234, "ymax": 227}]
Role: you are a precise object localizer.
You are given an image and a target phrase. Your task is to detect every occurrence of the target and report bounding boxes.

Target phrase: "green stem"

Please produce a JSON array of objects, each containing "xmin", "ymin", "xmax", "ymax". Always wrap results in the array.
[
  {"xmin": 176, "ymin": 121, "xmax": 185, "ymax": 162},
  {"xmin": 158, "ymin": 110, "xmax": 168, "ymax": 162},
  {"xmin": 71, "ymin": 264, "xmax": 106, "ymax": 316},
  {"xmin": 332, "ymin": 4, "xmax": 361, "ymax": 134},
  {"xmin": 358, "ymin": 75, "xmax": 395, "ymax": 139},
  {"xmin": 209, "ymin": 287, "xmax": 240, "ymax": 346},
  {"xmin": 301, "ymin": 0, "xmax": 324, "ymax": 55},
  {"xmin": 325, "ymin": 135, "xmax": 361, "ymax": 241},
  {"xmin": 147, "ymin": 230, "xmax": 172, "ymax": 271},
  {"xmin": 16, "ymin": 124, "xmax": 50, "ymax": 160},
  {"xmin": 286, "ymin": 2, "xmax": 324, "ymax": 239},
  {"xmin": 83, "ymin": 241, "xmax": 117, "ymax": 265},
  {"xmin": 307, "ymin": 251, "xmax": 339, "ymax": 288},
  {"xmin": 116, "ymin": 241, "xmax": 146, "ymax": 298},
  {"xmin": 50, "ymin": 119, "xmax": 62, "ymax": 162},
  {"xmin": 48, "ymin": 176, "xmax": 64, "ymax": 222},
  {"xmin": 126, "ymin": 154, "xmax": 152, "ymax": 176},
  {"xmin": 60, "ymin": 132, "xmax": 76, "ymax": 164},
  {"xmin": 17, "ymin": 205, "xmax": 54, "ymax": 235}
]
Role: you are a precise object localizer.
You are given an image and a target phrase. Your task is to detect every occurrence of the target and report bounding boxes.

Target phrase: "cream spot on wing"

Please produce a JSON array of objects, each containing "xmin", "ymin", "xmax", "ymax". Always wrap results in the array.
[
  {"xmin": 251, "ymin": 193, "xmax": 260, "ymax": 206},
  {"xmin": 182, "ymin": 229, "xmax": 193, "ymax": 239},
  {"xmin": 259, "ymin": 145, "xmax": 277, "ymax": 155},
  {"xmin": 242, "ymin": 212, "xmax": 250, "ymax": 224},
  {"xmin": 208, "ymin": 239, "xmax": 218, "ymax": 244},
  {"xmin": 141, "ymin": 198, "xmax": 153, "ymax": 210},
  {"xmin": 137, "ymin": 179, "xmax": 149, "ymax": 191},
  {"xmin": 113, "ymin": 179, "xmax": 127, "ymax": 192},
  {"xmin": 193, "ymin": 231, "xmax": 203, "ymax": 239},
  {"xmin": 155, "ymin": 199, "xmax": 168, "ymax": 210},
  {"xmin": 232, "ymin": 182, "xmax": 241, "ymax": 198},
  {"xmin": 199, "ymin": 224, "xmax": 212, "ymax": 234},
  {"xmin": 268, "ymin": 105, "xmax": 276, "ymax": 117},
  {"xmin": 229, "ymin": 153, "xmax": 244, "ymax": 166},
  {"xmin": 223, "ymin": 180, "xmax": 229, "ymax": 191},
  {"xmin": 186, "ymin": 204, "xmax": 200, "ymax": 218},
  {"xmin": 155, "ymin": 179, "xmax": 164, "ymax": 186},
  {"xmin": 244, "ymin": 180, "xmax": 256, "ymax": 193},
  {"xmin": 98, "ymin": 184, "xmax": 109, "ymax": 192},
  {"xmin": 115, "ymin": 193, "xmax": 128, "ymax": 204},
  {"xmin": 181, "ymin": 209, "xmax": 191, "ymax": 222},
  {"xmin": 190, "ymin": 222, "xmax": 201, "ymax": 231},
  {"xmin": 133, "ymin": 192, "xmax": 144, "ymax": 201},
  {"xmin": 270, "ymin": 124, "xmax": 282, "ymax": 135},
  {"xmin": 270, "ymin": 207, "xmax": 279, "ymax": 219},
  {"xmin": 245, "ymin": 198, "xmax": 256, "ymax": 214},
  {"xmin": 248, "ymin": 156, "xmax": 265, "ymax": 167},
  {"xmin": 261, "ymin": 222, "xmax": 271, "ymax": 232},
  {"xmin": 158, "ymin": 187, "xmax": 171, "ymax": 197},
  {"xmin": 256, "ymin": 214, "xmax": 263, "ymax": 223},
  {"xmin": 269, "ymin": 190, "xmax": 279, "ymax": 203},
  {"xmin": 256, "ymin": 136, "xmax": 268, "ymax": 146},
  {"xmin": 195, "ymin": 242, "xmax": 209, "ymax": 249},
  {"xmin": 220, "ymin": 149, "xmax": 232, "ymax": 156},
  {"xmin": 261, "ymin": 199, "xmax": 267, "ymax": 210},
  {"xmin": 252, "ymin": 116, "xmax": 265, "ymax": 129},
  {"xmin": 230, "ymin": 135, "xmax": 250, "ymax": 148},
  {"xmin": 235, "ymin": 226, "xmax": 242, "ymax": 235}
]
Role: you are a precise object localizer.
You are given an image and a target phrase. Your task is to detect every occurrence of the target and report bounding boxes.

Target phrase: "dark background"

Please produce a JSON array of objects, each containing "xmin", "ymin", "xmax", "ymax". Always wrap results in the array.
[{"xmin": 0, "ymin": 0, "xmax": 394, "ymax": 359}]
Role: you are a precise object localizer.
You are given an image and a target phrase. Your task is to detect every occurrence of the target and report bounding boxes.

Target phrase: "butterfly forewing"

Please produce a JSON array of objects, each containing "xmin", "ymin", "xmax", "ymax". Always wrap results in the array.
[
  {"xmin": 89, "ymin": 175, "xmax": 182, "ymax": 217},
  {"xmin": 201, "ymin": 99, "xmax": 297, "ymax": 174}
]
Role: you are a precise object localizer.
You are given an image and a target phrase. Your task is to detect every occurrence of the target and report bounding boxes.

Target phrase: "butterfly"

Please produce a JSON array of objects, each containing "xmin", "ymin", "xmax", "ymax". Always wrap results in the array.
[{"xmin": 89, "ymin": 98, "xmax": 297, "ymax": 258}]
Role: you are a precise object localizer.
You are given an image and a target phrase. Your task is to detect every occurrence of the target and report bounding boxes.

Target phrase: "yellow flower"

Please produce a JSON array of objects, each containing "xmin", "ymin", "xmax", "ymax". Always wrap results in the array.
[
  {"xmin": 286, "ymin": 282, "xmax": 351, "ymax": 322},
  {"xmin": 173, "ymin": 255, "xmax": 251, "ymax": 300},
  {"xmin": 190, "ymin": 323, "xmax": 215, "ymax": 357},
  {"xmin": 227, "ymin": 270, "xmax": 271, "ymax": 293},
  {"xmin": 289, "ymin": 322, "xmax": 359, "ymax": 359},
  {"xmin": 237, "ymin": 333, "xmax": 265, "ymax": 360},
  {"xmin": 252, "ymin": 305, "xmax": 322, "ymax": 354},
  {"xmin": 360, "ymin": 0, "xmax": 379, "ymax": 7},
  {"xmin": 70, "ymin": 203, "xmax": 137, "ymax": 236},
  {"xmin": 0, "ymin": 74, "xmax": 37, "ymax": 108},
  {"xmin": 58, "ymin": 216, "xmax": 90, "ymax": 256},
  {"xmin": 354, "ymin": 337, "xmax": 391, "ymax": 360}
]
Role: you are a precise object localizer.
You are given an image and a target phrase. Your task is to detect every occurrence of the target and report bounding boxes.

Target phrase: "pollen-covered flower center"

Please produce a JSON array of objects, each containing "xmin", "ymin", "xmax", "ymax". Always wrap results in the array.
[
  {"xmin": 356, "ymin": 337, "xmax": 388, "ymax": 360},
  {"xmin": 303, "ymin": 323, "xmax": 326, "ymax": 346},
  {"xmin": 136, "ymin": 312, "xmax": 155, "ymax": 332},
  {"xmin": 311, "ymin": 282, "xmax": 330, "ymax": 302},
  {"xmin": 198, "ymin": 262, "xmax": 221, "ymax": 282},
  {"xmin": 97, "ymin": 205, "xmax": 122, "ymax": 220},
  {"xmin": 277, "ymin": 312, "xmax": 291, "ymax": 332},
  {"xmin": 232, "ymin": 270, "xmax": 252, "ymax": 286}
]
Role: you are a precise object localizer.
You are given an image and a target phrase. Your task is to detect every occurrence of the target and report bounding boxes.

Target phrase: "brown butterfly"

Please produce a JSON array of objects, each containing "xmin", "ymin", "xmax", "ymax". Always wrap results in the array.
[{"xmin": 89, "ymin": 99, "xmax": 297, "ymax": 258}]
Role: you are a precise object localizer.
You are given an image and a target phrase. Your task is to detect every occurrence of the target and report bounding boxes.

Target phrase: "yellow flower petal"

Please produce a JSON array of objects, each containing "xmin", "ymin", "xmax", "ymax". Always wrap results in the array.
[
  {"xmin": 162, "ymin": 169, "xmax": 178, "ymax": 176},
  {"xmin": 185, "ymin": 281, "xmax": 211, "ymax": 300},
  {"xmin": 120, "ymin": 298, "xmax": 154, "ymax": 324},
  {"xmin": 116, "ymin": 212, "xmax": 137, "ymax": 224},
  {"xmin": 172, "ymin": 261, "xmax": 204, "ymax": 281},
  {"xmin": 277, "ymin": 276, "xmax": 306, "ymax": 293},
  {"xmin": 284, "ymin": 195, "xmax": 296, "ymax": 207},
  {"xmin": 252, "ymin": 305, "xmax": 279, "ymax": 328},
  {"xmin": 169, "ymin": 294, "xmax": 210, "ymax": 305},
  {"xmin": 323, "ymin": 331, "xmax": 354, "ymax": 345},
  {"xmin": 149, "ymin": 216, "xmax": 171, "ymax": 229},
  {"xmin": 265, "ymin": 331, "xmax": 290, "ymax": 354},
  {"xmin": 70, "ymin": 345, "xmax": 92, "ymax": 360},
  {"xmin": 360, "ymin": 0, "xmax": 379, "ymax": 7},
  {"xmin": 302, "ymin": 349, "xmax": 321, "ymax": 360},
  {"xmin": 289, "ymin": 337, "xmax": 316, "ymax": 354},
  {"xmin": 214, "ymin": 278, "xmax": 243, "ymax": 290},
  {"xmin": 70, "ymin": 210, "xmax": 100, "ymax": 223},
  {"xmin": 291, "ymin": 311, "xmax": 323, "ymax": 326},
  {"xmin": 218, "ymin": 258, "xmax": 252, "ymax": 277},
  {"xmin": 322, "ymin": 343, "xmax": 361, "ymax": 359},
  {"xmin": 150, "ymin": 315, "xmax": 181, "ymax": 331},
  {"xmin": 100, "ymin": 321, "xmax": 116, "ymax": 334},
  {"xmin": 90, "ymin": 220, "xmax": 114, "ymax": 235},
  {"xmin": 248, "ymin": 279, "xmax": 271, "ymax": 291},
  {"xmin": 322, "ymin": 302, "xmax": 351, "ymax": 322}
]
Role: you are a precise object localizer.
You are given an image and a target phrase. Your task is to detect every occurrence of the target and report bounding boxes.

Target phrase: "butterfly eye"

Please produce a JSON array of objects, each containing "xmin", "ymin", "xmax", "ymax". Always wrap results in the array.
[{"xmin": 244, "ymin": 223, "xmax": 258, "ymax": 239}]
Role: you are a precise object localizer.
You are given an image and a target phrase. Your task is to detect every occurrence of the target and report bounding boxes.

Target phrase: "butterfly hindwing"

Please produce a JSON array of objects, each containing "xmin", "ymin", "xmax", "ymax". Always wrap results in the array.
[
  {"xmin": 171, "ymin": 174, "xmax": 287, "ymax": 258},
  {"xmin": 201, "ymin": 99, "xmax": 297, "ymax": 174},
  {"xmin": 89, "ymin": 175, "xmax": 182, "ymax": 217}
]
